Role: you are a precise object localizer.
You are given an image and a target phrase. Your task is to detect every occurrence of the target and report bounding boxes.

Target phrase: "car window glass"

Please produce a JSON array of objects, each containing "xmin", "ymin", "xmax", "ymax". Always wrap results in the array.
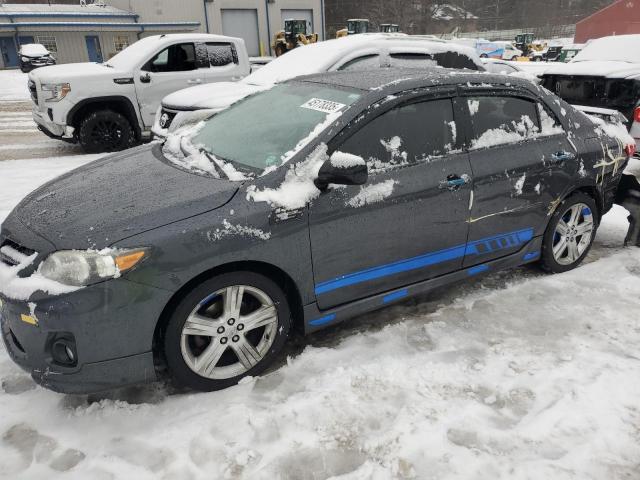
[
  {"xmin": 433, "ymin": 51, "xmax": 479, "ymax": 70},
  {"xmin": 142, "ymin": 43, "xmax": 196, "ymax": 72},
  {"xmin": 207, "ymin": 42, "xmax": 237, "ymax": 67},
  {"xmin": 538, "ymin": 102, "xmax": 565, "ymax": 135},
  {"xmin": 389, "ymin": 53, "xmax": 437, "ymax": 68},
  {"xmin": 338, "ymin": 54, "xmax": 380, "ymax": 71},
  {"xmin": 483, "ymin": 62, "xmax": 518, "ymax": 74},
  {"xmin": 338, "ymin": 98, "xmax": 457, "ymax": 171},
  {"xmin": 468, "ymin": 95, "xmax": 540, "ymax": 149}
]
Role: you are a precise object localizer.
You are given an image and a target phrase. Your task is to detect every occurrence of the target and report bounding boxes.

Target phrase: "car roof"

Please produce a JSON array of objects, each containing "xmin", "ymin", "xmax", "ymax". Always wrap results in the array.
[{"xmin": 292, "ymin": 67, "xmax": 534, "ymax": 94}]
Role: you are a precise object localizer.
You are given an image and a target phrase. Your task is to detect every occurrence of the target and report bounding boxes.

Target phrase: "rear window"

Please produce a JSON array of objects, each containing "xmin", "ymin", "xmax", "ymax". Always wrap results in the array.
[
  {"xmin": 206, "ymin": 42, "xmax": 237, "ymax": 67},
  {"xmin": 468, "ymin": 95, "xmax": 540, "ymax": 149},
  {"xmin": 338, "ymin": 55, "xmax": 380, "ymax": 71}
]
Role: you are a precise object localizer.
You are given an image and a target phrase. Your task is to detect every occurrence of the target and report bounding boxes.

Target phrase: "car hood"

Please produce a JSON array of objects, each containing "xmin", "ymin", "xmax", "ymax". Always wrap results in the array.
[
  {"xmin": 162, "ymin": 81, "xmax": 267, "ymax": 111},
  {"xmin": 29, "ymin": 62, "xmax": 122, "ymax": 83},
  {"xmin": 11, "ymin": 145, "xmax": 239, "ymax": 250},
  {"xmin": 542, "ymin": 60, "xmax": 640, "ymax": 79}
]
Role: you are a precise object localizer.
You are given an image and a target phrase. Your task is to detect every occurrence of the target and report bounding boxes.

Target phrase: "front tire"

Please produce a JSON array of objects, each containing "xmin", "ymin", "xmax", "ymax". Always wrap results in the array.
[
  {"xmin": 77, "ymin": 110, "xmax": 135, "ymax": 153},
  {"xmin": 540, "ymin": 192, "xmax": 598, "ymax": 273},
  {"xmin": 163, "ymin": 272, "xmax": 291, "ymax": 391}
]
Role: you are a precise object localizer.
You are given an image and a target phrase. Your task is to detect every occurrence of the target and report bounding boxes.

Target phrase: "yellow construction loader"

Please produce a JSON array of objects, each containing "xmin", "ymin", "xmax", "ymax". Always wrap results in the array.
[
  {"xmin": 336, "ymin": 19, "xmax": 370, "ymax": 38},
  {"xmin": 273, "ymin": 19, "xmax": 318, "ymax": 57}
]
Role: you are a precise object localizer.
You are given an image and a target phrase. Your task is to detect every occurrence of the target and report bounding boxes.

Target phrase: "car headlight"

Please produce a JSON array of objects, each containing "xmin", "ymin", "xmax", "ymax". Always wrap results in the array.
[
  {"xmin": 21, "ymin": 56, "xmax": 29, "ymax": 62},
  {"xmin": 39, "ymin": 248, "xmax": 147, "ymax": 287},
  {"xmin": 41, "ymin": 83, "xmax": 71, "ymax": 102}
]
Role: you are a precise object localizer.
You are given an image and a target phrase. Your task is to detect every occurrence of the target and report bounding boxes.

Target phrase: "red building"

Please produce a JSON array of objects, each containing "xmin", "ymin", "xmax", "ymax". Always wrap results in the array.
[{"xmin": 575, "ymin": 0, "xmax": 640, "ymax": 43}]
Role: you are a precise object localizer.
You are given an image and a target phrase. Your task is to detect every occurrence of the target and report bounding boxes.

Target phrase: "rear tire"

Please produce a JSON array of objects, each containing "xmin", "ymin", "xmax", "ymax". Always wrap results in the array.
[
  {"xmin": 540, "ymin": 192, "xmax": 598, "ymax": 273},
  {"xmin": 163, "ymin": 272, "xmax": 291, "ymax": 392},
  {"xmin": 77, "ymin": 109, "xmax": 136, "ymax": 153}
]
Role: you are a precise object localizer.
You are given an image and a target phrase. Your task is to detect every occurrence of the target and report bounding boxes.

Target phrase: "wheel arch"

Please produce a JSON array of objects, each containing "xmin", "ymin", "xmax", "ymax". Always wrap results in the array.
[
  {"xmin": 67, "ymin": 96, "xmax": 142, "ymax": 140},
  {"xmin": 569, "ymin": 184, "xmax": 604, "ymax": 221},
  {"xmin": 151, "ymin": 260, "xmax": 304, "ymax": 367}
]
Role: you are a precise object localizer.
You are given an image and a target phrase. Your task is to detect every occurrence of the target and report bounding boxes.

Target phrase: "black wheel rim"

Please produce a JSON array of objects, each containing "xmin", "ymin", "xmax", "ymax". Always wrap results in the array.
[{"xmin": 89, "ymin": 119, "xmax": 124, "ymax": 149}]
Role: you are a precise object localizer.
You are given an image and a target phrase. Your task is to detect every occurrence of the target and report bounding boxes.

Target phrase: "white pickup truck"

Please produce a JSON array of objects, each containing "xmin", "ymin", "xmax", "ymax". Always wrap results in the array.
[{"xmin": 28, "ymin": 34, "xmax": 250, "ymax": 152}]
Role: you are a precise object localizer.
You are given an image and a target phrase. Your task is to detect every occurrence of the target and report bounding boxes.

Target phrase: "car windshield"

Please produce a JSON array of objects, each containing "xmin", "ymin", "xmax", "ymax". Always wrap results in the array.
[
  {"xmin": 192, "ymin": 83, "xmax": 361, "ymax": 172},
  {"xmin": 571, "ymin": 36, "xmax": 640, "ymax": 63}
]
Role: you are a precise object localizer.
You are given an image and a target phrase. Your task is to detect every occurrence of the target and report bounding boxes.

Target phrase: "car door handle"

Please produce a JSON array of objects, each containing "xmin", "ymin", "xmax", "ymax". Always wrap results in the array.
[
  {"xmin": 550, "ymin": 151, "xmax": 576, "ymax": 163},
  {"xmin": 439, "ymin": 174, "xmax": 470, "ymax": 191},
  {"xmin": 187, "ymin": 79, "xmax": 203, "ymax": 84}
]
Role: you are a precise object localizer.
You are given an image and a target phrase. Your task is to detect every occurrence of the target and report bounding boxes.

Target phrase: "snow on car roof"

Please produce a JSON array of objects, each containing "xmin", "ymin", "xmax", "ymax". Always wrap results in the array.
[
  {"xmin": 571, "ymin": 34, "xmax": 640, "ymax": 64},
  {"xmin": 292, "ymin": 67, "xmax": 532, "ymax": 93},
  {"xmin": 244, "ymin": 34, "xmax": 481, "ymax": 87},
  {"xmin": 19, "ymin": 43, "xmax": 49, "ymax": 57}
]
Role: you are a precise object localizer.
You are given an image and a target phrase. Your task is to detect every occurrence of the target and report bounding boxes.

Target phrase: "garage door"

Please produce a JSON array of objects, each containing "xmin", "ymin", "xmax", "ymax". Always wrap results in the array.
[
  {"xmin": 281, "ymin": 9, "xmax": 314, "ymax": 33},
  {"xmin": 221, "ymin": 9, "xmax": 260, "ymax": 57}
]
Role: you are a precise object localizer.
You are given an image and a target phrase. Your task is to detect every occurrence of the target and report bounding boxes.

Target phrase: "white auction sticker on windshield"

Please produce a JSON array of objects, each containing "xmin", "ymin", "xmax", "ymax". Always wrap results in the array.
[{"xmin": 300, "ymin": 98, "xmax": 346, "ymax": 114}]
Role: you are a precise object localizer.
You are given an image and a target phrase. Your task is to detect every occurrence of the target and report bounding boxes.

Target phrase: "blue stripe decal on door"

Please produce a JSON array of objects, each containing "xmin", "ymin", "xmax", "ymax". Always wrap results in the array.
[
  {"xmin": 468, "ymin": 264, "xmax": 489, "ymax": 276},
  {"xmin": 383, "ymin": 289, "xmax": 408, "ymax": 303},
  {"xmin": 314, "ymin": 228, "xmax": 534, "ymax": 295},
  {"xmin": 309, "ymin": 313, "xmax": 336, "ymax": 326}
]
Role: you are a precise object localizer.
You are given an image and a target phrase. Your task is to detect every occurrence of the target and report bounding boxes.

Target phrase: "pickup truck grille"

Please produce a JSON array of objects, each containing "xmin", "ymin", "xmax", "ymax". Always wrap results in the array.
[
  {"xmin": 28, "ymin": 80, "xmax": 38, "ymax": 105},
  {"xmin": 0, "ymin": 239, "xmax": 36, "ymax": 267}
]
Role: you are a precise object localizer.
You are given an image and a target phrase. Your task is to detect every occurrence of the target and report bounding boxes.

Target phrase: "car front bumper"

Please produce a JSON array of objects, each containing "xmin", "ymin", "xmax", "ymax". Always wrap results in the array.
[{"xmin": 0, "ymin": 277, "xmax": 173, "ymax": 394}]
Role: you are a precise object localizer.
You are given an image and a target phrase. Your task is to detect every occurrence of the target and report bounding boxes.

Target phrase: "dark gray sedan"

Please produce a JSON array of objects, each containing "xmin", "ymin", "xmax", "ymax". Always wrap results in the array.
[{"xmin": 0, "ymin": 69, "xmax": 632, "ymax": 393}]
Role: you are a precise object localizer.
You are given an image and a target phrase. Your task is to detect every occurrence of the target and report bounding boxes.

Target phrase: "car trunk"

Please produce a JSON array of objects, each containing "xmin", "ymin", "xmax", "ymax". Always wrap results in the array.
[{"xmin": 541, "ymin": 75, "xmax": 640, "ymax": 125}]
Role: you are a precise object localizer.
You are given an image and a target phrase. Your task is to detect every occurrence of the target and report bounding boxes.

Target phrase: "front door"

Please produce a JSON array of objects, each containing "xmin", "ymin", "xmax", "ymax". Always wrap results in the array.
[
  {"xmin": 0, "ymin": 37, "xmax": 18, "ymax": 68},
  {"xmin": 309, "ymin": 94, "xmax": 472, "ymax": 309},
  {"xmin": 461, "ymin": 89, "xmax": 575, "ymax": 267},
  {"xmin": 134, "ymin": 42, "xmax": 210, "ymax": 128},
  {"xmin": 85, "ymin": 36, "xmax": 103, "ymax": 63}
]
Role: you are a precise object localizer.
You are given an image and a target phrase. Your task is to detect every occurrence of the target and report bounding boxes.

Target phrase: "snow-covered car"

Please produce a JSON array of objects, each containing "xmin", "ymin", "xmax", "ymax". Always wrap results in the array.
[
  {"xmin": 19, "ymin": 43, "xmax": 55, "ymax": 73},
  {"xmin": 28, "ymin": 34, "xmax": 250, "ymax": 153},
  {"xmin": 541, "ymin": 34, "xmax": 640, "ymax": 153},
  {"xmin": 153, "ymin": 34, "xmax": 484, "ymax": 137},
  {"xmin": 1, "ymin": 69, "xmax": 634, "ymax": 394},
  {"xmin": 481, "ymin": 58, "xmax": 540, "ymax": 83}
]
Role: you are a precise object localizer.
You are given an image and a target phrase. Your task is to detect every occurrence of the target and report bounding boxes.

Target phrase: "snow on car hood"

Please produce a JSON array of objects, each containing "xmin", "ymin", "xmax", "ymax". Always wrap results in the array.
[
  {"xmin": 162, "ymin": 82, "xmax": 266, "ymax": 111},
  {"xmin": 542, "ymin": 60, "xmax": 640, "ymax": 79},
  {"xmin": 29, "ymin": 62, "xmax": 121, "ymax": 83},
  {"xmin": 10, "ymin": 145, "xmax": 239, "ymax": 250}
]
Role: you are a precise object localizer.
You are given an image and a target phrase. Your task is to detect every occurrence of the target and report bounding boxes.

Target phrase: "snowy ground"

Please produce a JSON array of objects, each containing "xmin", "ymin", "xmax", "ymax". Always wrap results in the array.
[
  {"xmin": 0, "ymin": 70, "xmax": 30, "ymax": 102},
  {"xmin": 1, "ymin": 149, "xmax": 640, "ymax": 478}
]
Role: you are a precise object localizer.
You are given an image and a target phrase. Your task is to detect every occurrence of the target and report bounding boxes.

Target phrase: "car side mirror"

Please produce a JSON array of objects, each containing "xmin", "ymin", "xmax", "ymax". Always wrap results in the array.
[
  {"xmin": 140, "ymin": 72, "xmax": 151, "ymax": 83},
  {"xmin": 314, "ymin": 151, "xmax": 368, "ymax": 190}
]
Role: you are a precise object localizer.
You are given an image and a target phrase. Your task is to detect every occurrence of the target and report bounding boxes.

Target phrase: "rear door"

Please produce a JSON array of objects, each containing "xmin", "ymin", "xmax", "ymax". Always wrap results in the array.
[
  {"xmin": 134, "ymin": 42, "xmax": 210, "ymax": 128},
  {"xmin": 460, "ymin": 87, "xmax": 575, "ymax": 267},
  {"xmin": 309, "ymin": 92, "xmax": 472, "ymax": 309}
]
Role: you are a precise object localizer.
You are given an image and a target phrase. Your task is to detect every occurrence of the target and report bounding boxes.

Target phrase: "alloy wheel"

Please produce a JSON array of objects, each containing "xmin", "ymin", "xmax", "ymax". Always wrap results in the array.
[
  {"xmin": 552, "ymin": 202, "xmax": 594, "ymax": 265},
  {"xmin": 180, "ymin": 285, "xmax": 278, "ymax": 380}
]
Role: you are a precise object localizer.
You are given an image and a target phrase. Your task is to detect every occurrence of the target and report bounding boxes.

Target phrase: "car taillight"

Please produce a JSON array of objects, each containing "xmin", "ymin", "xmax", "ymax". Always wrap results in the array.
[
  {"xmin": 625, "ymin": 143, "xmax": 637, "ymax": 157},
  {"xmin": 634, "ymin": 106, "xmax": 640, "ymax": 123}
]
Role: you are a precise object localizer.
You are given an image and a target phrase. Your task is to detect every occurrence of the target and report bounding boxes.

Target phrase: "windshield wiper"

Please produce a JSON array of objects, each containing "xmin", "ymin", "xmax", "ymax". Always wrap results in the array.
[{"xmin": 199, "ymin": 148, "xmax": 229, "ymax": 179}]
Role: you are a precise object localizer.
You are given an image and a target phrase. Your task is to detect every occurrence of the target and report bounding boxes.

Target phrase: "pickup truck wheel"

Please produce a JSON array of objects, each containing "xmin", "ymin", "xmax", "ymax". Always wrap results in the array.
[
  {"xmin": 78, "ymin": 110, "xmax": 135, "ymax": 153},
  {"xmin": 540, "ymin": 192, "xmax": 598, "ymax": 273},
  {"xmin": 163, "ymin": 272, "xmax": 291, "ymax": 391}
]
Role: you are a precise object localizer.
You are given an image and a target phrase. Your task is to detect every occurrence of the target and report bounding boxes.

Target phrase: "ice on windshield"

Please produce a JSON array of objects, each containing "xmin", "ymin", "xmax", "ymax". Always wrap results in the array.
[
  {"xmin": 571, "ymin": 34, "xmax": 640, "ymax": 64},
  {"xmin": 192, "ymin": 84, "xmax": 361, "ymax": 173}
]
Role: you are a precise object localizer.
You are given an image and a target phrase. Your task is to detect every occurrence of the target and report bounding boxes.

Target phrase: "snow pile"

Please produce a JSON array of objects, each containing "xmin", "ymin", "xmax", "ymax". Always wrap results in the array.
[
  {"xmin": 0, "ymin": 70, "xmax": 30, "ymax": 101},
  {"xmin": 329, "ymin": 151, "xmax": 365, "ymax": 169},
  {"xmin": 246, "ymin": 144, "xmax": 328, "ymax": 210},
  {"xmin": 380, "ymin": 136, "xmax": 408, "ymax": 163},
  {"xmin": 206, "ymin": 220, "xmax": 270, "ymax": 241},
  {"xmin": 0, "ymin": 249, "xmax": 79, "ymax": 301},
  {"xmin": 431, "ymin": 3, "xmax": 478, "ymax": 20},
  {"xmin": 513, "ymin": 174, "xmax": 526, "ymax": 196},
  {"xmin": 539, "ymin": 106, "xmax": 564, "ymax": 135},
  {"xmin": 571, "ymin": 34, "xmax": 640, "ymax": 64},
  {"xmin": 468, "ymin": 99, "xmax": 480, "ymax": 115},
  {"xmin": 162, "ymin": 123, "xmax": 248, "ymax": 181},
  {"xmin": 347, "ymin": 180, "xmax": 398, "ymax": 208}
]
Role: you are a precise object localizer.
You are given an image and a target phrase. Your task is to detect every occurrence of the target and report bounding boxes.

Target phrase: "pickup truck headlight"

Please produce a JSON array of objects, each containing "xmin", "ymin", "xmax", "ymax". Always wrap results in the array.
[
  {"xmin": 41, "ymin": 83, "xmax": 71, "ymax": 102},
  {"xmin": 39, "ymin": 249, "xmax": 147, "ymax": 287},
  {"xmin": 21, "ymin": 56, "xmax": 29, "ymax": 62}
]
